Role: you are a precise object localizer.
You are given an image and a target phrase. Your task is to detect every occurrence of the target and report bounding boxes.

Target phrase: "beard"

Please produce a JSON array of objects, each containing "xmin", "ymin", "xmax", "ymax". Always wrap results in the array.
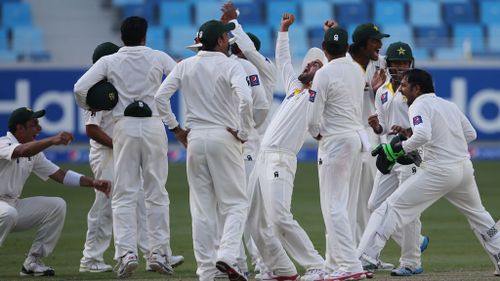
[{"xmin": 298, "ymin": 72, "xmax": 313, "ymax": 85}]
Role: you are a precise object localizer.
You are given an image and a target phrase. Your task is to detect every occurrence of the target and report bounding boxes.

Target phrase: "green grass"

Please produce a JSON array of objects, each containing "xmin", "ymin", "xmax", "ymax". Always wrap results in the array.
[{"xmin": 0, "ymin": 161, "xmax": 499, "ymax": 280}]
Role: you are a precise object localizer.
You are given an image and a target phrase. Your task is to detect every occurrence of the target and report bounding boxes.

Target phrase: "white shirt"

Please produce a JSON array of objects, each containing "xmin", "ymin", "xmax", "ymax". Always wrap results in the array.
[
  {"xmin": 74, "ymin": 46, "xmax": 177, "ymax": 123},
  {"xmin": 260, "ymin": 32, "xmax": 312, "ymax": 154},
  {"xmin": 0, "ymin": 132, "xmax": 59, "ymax": 200},
  {"xmin": 359, "ymin": 56, "xmax": 386, "ymax": 126},
  {"xmin": 375, "ymin": 81, "xmax": 410, "ymax": 135},
  {"xmin": 308, "ymin": 56, "xmax": 365, "ymax": 138},
  {"xmin": 402, "ymin": 93, "xmax": 477, "ymax": 164},
  {"xmin": 85, "ymin": 110, "xmax": 113, "ymax": 155},
  {"xmin": 154, "ymin": 51, "xmax": 253, "ymax": 140}
]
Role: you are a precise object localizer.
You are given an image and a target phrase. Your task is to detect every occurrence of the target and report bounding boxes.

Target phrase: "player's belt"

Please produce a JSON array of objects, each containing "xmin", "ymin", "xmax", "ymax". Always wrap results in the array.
[{"xmin": 124, "ymin": 100, "xmax": 152, "ymax": 117}]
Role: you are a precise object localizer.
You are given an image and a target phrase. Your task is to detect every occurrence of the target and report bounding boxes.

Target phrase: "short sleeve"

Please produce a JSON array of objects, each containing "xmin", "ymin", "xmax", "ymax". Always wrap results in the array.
[
  {"xmin": 0, "ymin": 138, "xmax": 19, "ymax": 160},
  {"xmin": 32, "ymin": 153, "xmax": 60, "ymax": 181}
]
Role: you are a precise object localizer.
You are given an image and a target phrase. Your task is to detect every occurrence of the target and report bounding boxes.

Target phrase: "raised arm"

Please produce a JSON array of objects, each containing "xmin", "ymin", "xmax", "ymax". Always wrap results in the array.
[
  {"xmin": 276, "ymin": 13, "xmax": 301, "ymax": 94},
  {"xmin": 12, "ymin": 132, "xmax": 74, "ymax": 159}
]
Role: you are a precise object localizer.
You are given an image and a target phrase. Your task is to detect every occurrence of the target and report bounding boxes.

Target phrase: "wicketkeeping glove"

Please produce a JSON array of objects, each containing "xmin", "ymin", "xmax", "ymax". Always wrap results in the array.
[
  {"xmin": 371, "ymin": 135, "xmax": 407, "ymax": 174},
  {"xmin": 371, "ymin": 144, "xmax": 395, "ymax": 174}
]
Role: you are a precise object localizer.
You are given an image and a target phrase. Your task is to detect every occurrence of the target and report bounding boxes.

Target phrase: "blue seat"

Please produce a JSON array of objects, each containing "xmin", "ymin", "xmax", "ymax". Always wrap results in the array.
[
  {"xmin": 233, "ymin": 2, "xmax": 264, "ymax": 25},
  {"xmin": 434, "ymin": 47, "xmax": 464, "ymax": 60},
  {"xmin": 414, "ymin": 26, "xmax": 449, "ymax": 49},
  {"xmin": 411, "ymin": 47, "xmax": 430, "ymax": 61},
  {"xmin": 480, "ymin": 1, "xmax": 500, "ymax": 24},
  {"xmin": 382, "ymin": 24, "xmax": 414, "ymax": 46},
  {"xmin": 12, "ymin": 26, "xmax": 49, "ymax": 59},
  {"xmin": 0, "ymin": 50, "xmax": 17, "ymax": 63},
  {"xmin": 0, "ymin": 28, "xmax": 8, "ymax": 51},
  {"xmin": 159, "ymin": 2, "xmax": 191, "ymax": 27},
  {"xmin": 194, "ymin": 2, "xmax": 221, "ymax": 26},
  {"xmin": 443, "ymin": 2, "xmax": 476, "ymax": 24},
  {"xmin": 374, "ymin": 1, "xmax": 405, "ymax": 25},
  {"xmin": 242, "ymin": 25, "xmax": 272, "ymax": 57},
  {"xmin": 287, "ymin": 26, "xmax": 308, "ymax": 58},
  {"xmin": 146, "ymin": 26, "xmax": 165, "ymax": 51},
  {"xmin": 327, "ymin": 0, "xmax": 362, "ymax": 3},
  {"xmin": 168, "ymin": 25, "xmax": 198, "ymax": 58},
  {"xmin": 487, "ymin": 24, "xmax": 500, "ymax": 51},
  {"xmin": 121, "ymin": 3, "xmax": 155, "ymax": 24},
  {"xmin": 336, "ymin": 3, "xmax": 369, "ymax": 25},
  {"xmin": 266, "ymin": 1, "xmax": 298, "ymax": 27},
  {"xmin": 302, "ymin": 1, "xmax": 333, "ymax": 28},
  {"xmin": 409, "ymin": 1, "xmax": 441, "ymax": 27},
  {"xmin": 112, "ymin": 0, "xmax": 144, "ymax": 7},
  {"xmin": 1, "ymin": 2, "xmax": 32, "ymax": 28},
  {"xmin": 453, "ymin": 24, "xmax": 484, "ymax": 52},
  {"xmin": 309, "ymin": 27, "xmax": 325, "ymax": 48}
]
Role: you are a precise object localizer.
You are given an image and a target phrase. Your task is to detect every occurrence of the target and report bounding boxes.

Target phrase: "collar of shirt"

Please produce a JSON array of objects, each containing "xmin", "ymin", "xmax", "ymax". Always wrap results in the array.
[
  {"xmin": 328, "ymin": 56, "xmax": 351, "ymax": 65},
  {"xmin": 413, "ymin": 92, "xmax": 436, "ymax": 103},
  {"xmin": 117, "ymin": 45, "xmax": 150, "ymax": 53},
  {"xmin": 197, "ymin": 50, "xmax": 229, "ymax": 58}
]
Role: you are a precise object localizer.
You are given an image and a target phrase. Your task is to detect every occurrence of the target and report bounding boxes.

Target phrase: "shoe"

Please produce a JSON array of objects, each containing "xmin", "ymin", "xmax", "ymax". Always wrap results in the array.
[
  {"xmin": 79, "ymin": 258, "xmax": 112, "ymax": 272},
  {"xmin": 170, "ymin": 255, "xmax": 185, "ymax": 268},
  {"xmin": 376, "ymin": 260, "xmax": 394, "ymax": 271},
  {"xmin": 360, "ymin": 254, "xmax": 393, "ymax": 272},
  {"xmin": 301, "ymin": 268, "xmax": 326, "ymax": 281},
  {"xmin": 147, "ymin": 253, "xmax": 173, "ymax": 275},
  {"xmin": 324, "ymin": 270, "xmax": 366, "ymax": 281},
  {"xmin": 420, "ymin": 235, "xmax": 429, "ymax": 253},
  {"xmin": 216, "ymin": 260, "xmax": 248, "ymax": 281},
  {"xmin": 390, "ymin": 265, "xmax": 423, "ymax": 276},
  {"xmin": 215, "ymin": 269, "xmax": 229, "ymax": 279},
  {"xmin": 255, "ymin": 271, "xmax": 273, "ymax": 280},
  {"xmin": 20, "ymin": 255, "xmax": 55, "ymax": 277},
  {"xmin": 257, "ymin": 272, "xmax": 300, "ymax": 281},
  {"xmin": 114, "ymin": 251, "xmax": 138, "ymax": 279}
]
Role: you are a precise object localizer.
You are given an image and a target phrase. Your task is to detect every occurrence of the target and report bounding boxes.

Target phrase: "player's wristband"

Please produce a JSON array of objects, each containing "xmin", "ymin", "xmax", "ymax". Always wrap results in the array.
[{"xmin": 63, "ymin": 170, "xmax": 83, "ymax": 187}]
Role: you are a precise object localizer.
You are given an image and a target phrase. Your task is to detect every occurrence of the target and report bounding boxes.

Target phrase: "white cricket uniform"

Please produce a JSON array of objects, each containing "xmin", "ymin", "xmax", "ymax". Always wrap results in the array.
[
  {"xmin": 249, "ymin": 31, "xmax": 325, "ymax": 270},
  {"xmin": 155, "ymin": 50, "xmax": 253, "ymax": 281},
  {"xmin": 358, "ymin": 93, "xmax": 500, "ymax": 274},
  {"xmin": 81, "ymin": 110, "xmax": 152, "ymax": 262},
  {"xmin": 0, "ymin": 132, "xmax": 65, "ymax": 258},
  {"xmin": 355, "ymin": 55, "xmax": 386, "ymax": 244},
  {"xmin": 308, "ymin": 56, "xmax": 365, "ymax": 273},
  {"xmin": 368, "ymin": 82, "xmax": 422, "ymax": 268},
  {"xmin": 74, "ymin": 46, "xmax": 176, "ymax": 260}
]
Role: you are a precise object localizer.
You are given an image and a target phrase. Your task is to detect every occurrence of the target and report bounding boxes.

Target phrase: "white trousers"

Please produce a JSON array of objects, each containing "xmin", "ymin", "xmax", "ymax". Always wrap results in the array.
[
  {"xmin": 112, "ymin": 117, "xmax": 170, "ymax": 259},
  {"xmin": 367, "ymin": 164, "xmax": 421, "ymax": 268},
  {"xmin": 187, "ymin": 128, "xmax": 249, "ymax": 281},
  {"xmin": 82, "ymin": 148, "xmax": 150, "ymax": 262},
  {"xmin": 0, "ymin": 196, "xmax": 66, "ymax": 257},
  {"xmin": 258, "ymin": 149, "xmax": 324, "ymax": 270},
  {"xmin": 358, "ymin": 159, "xmax": 500, "ymax": 273},
  {"xmin": 319, "ymin": 134, "xmax": 363, "ymax": 273}
]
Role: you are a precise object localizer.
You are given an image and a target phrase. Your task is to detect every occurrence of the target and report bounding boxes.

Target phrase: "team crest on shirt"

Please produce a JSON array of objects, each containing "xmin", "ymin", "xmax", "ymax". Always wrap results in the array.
[
  {"xmin": 413, "ymin": 115, "xmax": 423, "ymax": 125},
  {"xmin": 308, "ymin": 89, "xmax": 317, "ymax": 102},
  {"xmin": 381, "ymin": 92, "xmax": 388, "ymax": 104},
  {"xmin": 246, "ymin": 74, "xmax": 260, "ymax": 87}
]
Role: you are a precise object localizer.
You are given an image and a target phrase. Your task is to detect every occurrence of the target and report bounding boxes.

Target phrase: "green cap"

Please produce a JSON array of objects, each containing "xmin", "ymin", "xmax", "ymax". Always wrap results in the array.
[
  {"xmin": 198, "ymin": 20, "xmax": 235, "ymax": 46},
  {"xmin": 92, "ymin": 42, "xmax": 120, "ymax": 64},
  {"xmin": 352, "ymin": 23, "xmax": 390, "ymax": 43},
  {"xmin": 8, "ymin": 107, "xmax": 45, "ymax": 131},
  {"xmin": 246, "ymin": 32, "xmax": 261, "ymax": 51},
  {"xmin": 386, "ymin": 41, "xmax": 413, "ymax": 62},
  {"xmin": 324, "ymin": 27, "xmax": 348, "ymax": 47}
]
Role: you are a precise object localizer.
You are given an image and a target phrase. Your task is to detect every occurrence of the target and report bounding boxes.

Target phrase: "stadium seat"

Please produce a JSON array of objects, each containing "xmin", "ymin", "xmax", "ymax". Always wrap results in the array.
[
  {"xmin": 120, "ymin": 3, "xmax": 155, "ymax": 24},
  {"xmin": 159, "ymin": 2, "xmax": 191, "ymax": 27},
  {"xmin": 242, "ymin": 25, "xmax": 272, "ymax": 57},
  {"xmin": 382, "ymin": 24, "xmax": 414, "ymax": 47},
  {"xmin": 168, "ymin": 25, "xmax": 198, "ymax": 58},
  {"xmin": 411, "ymin": 47, "xmax": 430, "ymax": 61},
  {"xmin": 443, "ymin": 2, "xmax": 476, "ymax": 24},
  {"xmin": 194, "ymin": 2, "xmax": 222, "ymax": 26},
  {"xmin": 12, "ymin": 26, "xmax": 49, "ymax": 60},
  {"xmin": 414, "ymin": 26, "xmax": 449, "ymax": 49},
  {"xmin": 336, "ymin": 3, "xmax": 370, "ymax": 25},
  {"xmin": 327, "ymin": 0, "xmax": 362, "ymax": 3},
  {"xmin": 309, "ymin": 27, "xmax": 325, "ymax": 49},
  {"xmin": 374, "ymin": 1, "xmax": 405, "ymax": 25},
  {"xmin": 0, "ymin": 50, "xmax": 17, "ymax": 63},
  {"xmin": 301, "ymin": 1, "xmax": 333, "ymax": 28},
  {"xmin": 146, "ymin": 26, "xmax": 165, "ymax": 51},
  {"xmin": 0, "ymin": 27, "xmax": 8, "ymax": 51},
  {"xmin": 112, "ymin": 0, "xmax": 144, "ymax": 7},
  {"xmin": 234, "ymin": 2, "xmax": 264, "ymax": 25},
  {"xmin": 266, "ymin": 1, "xmax": 298, "ymax": 27},
  {"xmin": 287, "ymin": 25, "xmax": 308, "ymax": 58},
  {"xmin": 479, "ymin": 0, "xmax": 500, "ymax": 24},
  {"xmin": 453, "ymin": 24, "xmax": 484, "ymax": 52},
  {"xmin": 487, "ymin": 24, "xmax": 500, "ymax": 51},
  {"xmin": 409, "ymin": 0, "xmax": 441, "ymax": 27},
  {"xmin": 1, "ymin": 2, "xmax": 32, "ymax": 28},
  {"xmin": 434, "ymin": 47, "xmax": 464, "ymax": 60}
]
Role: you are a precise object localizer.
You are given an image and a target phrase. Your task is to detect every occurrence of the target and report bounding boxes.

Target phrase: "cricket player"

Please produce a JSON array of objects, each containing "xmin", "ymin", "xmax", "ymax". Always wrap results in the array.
[
  {"xmin": 366, "ymin": 42, "xmax": 424, "ymax": 276},
  {"xmin": 0, "ymin": 107, "xmax": 111, "ymax": 277},
  {"xmin": 154, "ymin": 19, "xmax": 253, "ymax": 281},
  {"xmin": 307, "ymin": 27, "xmax": 367, "ymax": 281},
  {"xmin": 74, "ymin": 16, "xmax": 176, "ymax": 279},
  {"xmin": 358, "ymin": 68, "xmax": 500, "ymax": 278}
]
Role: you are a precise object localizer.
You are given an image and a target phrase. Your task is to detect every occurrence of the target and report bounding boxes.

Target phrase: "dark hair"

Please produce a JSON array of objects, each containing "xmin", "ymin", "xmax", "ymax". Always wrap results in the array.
[
  {"xmin": 9, "ymin": 121, "xmax": 26, "ymax": 134},
  {"xmin": 404, "ymin": 68, "xmax": 435, "ymax": 93},
  {"xmin": 200, "ymin": 34, "xmax": 224, "ymax": 51},
  {"xmin": 322, "ymin": 41, "xmax": 348, "ymax": 57},
  {"xmin": 348, "ymin": 40, "xmax": 367, "ymax": 55},
  {"xmin": 121, "ymin": 16, "xmax": 147, "ymax": 46}
]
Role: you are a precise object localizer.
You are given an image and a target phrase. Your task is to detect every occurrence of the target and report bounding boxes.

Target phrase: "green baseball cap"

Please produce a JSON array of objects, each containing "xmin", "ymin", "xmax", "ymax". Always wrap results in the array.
[
  {"xmin": 352, "ymin": 23, "xmax": 390, "ymax": 43},
  {"xmin": 198, "ymin": 20, "xmax": 235, "ymax": 47},
  {"xmin": 386, "ymin": 41, "xmax": 413, "ymax": 62},
  {"xmin": 8, "ymin": 107, "xmax": 45, "ymax": 131},
  {"xmin": 92, "ymin": 42, "xmax": 120, "ymax": 64},
  {"xmin": 324, "ymin": 27, "xmax": 348, "ymax": 47}
]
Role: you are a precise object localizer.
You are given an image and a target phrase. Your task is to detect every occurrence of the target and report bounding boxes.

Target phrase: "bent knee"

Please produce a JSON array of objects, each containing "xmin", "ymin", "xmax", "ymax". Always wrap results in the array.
[
  {"xmin": 0, "ymin": 206, "xmax": 18, "ymax": 225},
  {"xmin": 51, "ymin": 197, "xmax": 67, "ymax": 215}
]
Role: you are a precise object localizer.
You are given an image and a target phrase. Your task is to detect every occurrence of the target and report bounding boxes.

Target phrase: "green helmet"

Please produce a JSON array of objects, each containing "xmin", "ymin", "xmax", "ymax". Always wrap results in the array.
[{"xmin": 386, "ymin": 41, "xmax": 413, "ymax": 62}]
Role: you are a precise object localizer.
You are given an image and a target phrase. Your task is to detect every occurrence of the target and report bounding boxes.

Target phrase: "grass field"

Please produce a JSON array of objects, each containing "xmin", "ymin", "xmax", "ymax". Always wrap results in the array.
[{"xmin": 0, "ymin": 161, "xmax": 499, "ymax": 281}]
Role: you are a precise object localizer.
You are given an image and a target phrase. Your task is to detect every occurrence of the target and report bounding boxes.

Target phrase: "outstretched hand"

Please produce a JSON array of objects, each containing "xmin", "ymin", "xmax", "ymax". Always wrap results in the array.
[
  {"xmin": 51, "ymin": 132, "xmax": 74, "ymax": 146},
  {"xmin": 220, "ymin": 2, "xmax": 238, "ymax": 23},
  {"xmin": 280, "ymin": 13, "xmax": 295, "ymax": 32},
  {"xmin": 323, "ymin": 20, "xmax": 337, "ymax": 32}
]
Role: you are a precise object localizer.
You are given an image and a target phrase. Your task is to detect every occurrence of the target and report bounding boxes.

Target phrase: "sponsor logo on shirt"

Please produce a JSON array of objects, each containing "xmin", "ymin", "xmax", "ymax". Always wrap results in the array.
[
  {"xmin": 308, "ymin": 89, "xmax": 316, "ymax": 102},
  {"xmin": 413, "ymin": 115, "xmax": 423, "ymax": 125},
  {"xmin": 246, "ymin": 74, "xmax": 260, "ymax": 87},
  {"xmin": 381, "ymin": 92, "xmax": 388, "ymax": 104}
]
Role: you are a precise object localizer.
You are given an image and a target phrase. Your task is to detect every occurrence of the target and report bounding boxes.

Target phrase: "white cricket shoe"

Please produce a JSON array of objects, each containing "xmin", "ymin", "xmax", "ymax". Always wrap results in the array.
[
  {"xmin": 170, "ymin": 255, "xmax": 185, "ymax": 267},
  {"xmin": 301, "ymin": 268, "xmax": 326, "ymax": 281},
  {"xmin": 79, "ymin": 258, "xmax": 112, "ymax": 272},
  {"xmin": 115, "ymin": 251, "xmax": 138, "ymax": 279},
  {"xmin": 147, "ymin": 253, "xmax": 174, "ymax": 275},
  {"xmin": 20, "ymin": 255, "xmax": 55, "ymax": 277},
  {"xmin": 215, "ymin": 260, "xmax": 248, "ymax": 281}
]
